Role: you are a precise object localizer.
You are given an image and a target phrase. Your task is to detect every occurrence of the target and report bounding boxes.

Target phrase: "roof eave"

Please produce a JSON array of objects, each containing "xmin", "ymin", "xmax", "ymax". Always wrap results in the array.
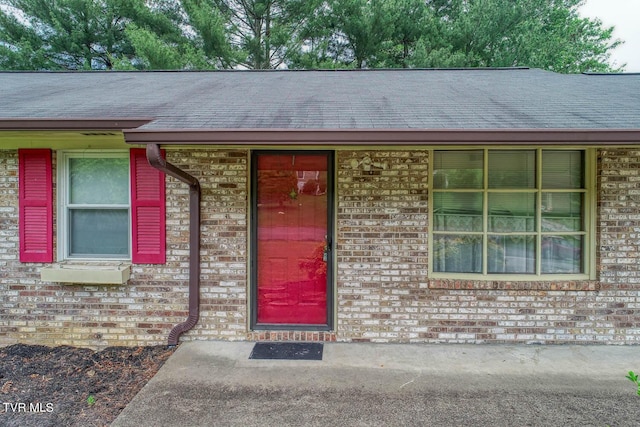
[
  {"xmin": 0, "ymin": 118, "xmax": 154, "ymax": 130},
  {"xmin": 123, "ymin": 128, "xmax": 640, "ymax": 146}
]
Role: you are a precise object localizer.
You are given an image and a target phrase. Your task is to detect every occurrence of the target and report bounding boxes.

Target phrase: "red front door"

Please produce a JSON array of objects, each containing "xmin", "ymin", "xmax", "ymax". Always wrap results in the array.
[{"xmin": 252, "ymin": 152, "xmax": 332, "ymax": 327}]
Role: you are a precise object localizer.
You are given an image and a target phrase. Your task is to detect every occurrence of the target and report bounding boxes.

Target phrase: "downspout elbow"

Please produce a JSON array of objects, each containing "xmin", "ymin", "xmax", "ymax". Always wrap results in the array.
[
  {"xmin": 147, "ymin": 144, "xmax": 199, "ymax": 188},
  {"xmin": 146, "ymin": 144, "xmax": 201, "ymax": 347}
]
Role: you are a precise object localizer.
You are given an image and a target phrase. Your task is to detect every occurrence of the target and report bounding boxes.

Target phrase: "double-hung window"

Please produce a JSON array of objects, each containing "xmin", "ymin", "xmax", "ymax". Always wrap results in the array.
[
  {"xmin": 19, "ymin": 148, "xmax": 164, "ymax": 265},
  {"xmin": 431, "ymin": 149, "xmax": 592, "ymax": 278},
  {"xmin": 58, "ymin": 151, "xmax": 130, "ymax": 259}
]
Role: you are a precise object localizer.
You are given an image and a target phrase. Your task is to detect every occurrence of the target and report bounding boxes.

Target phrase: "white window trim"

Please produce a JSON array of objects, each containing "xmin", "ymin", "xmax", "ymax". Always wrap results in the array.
[
  {"xmin": 56, "ymin": 150, "xmax": 132, "ymax": 262},
  {"xmin": 428, "ymin": 147, "xmax": 596, "ymax": 281}
]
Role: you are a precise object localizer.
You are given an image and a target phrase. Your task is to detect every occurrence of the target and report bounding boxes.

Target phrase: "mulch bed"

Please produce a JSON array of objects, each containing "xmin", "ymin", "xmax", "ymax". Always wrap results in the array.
[{"xmin": 0, "ymin": 344, "xmax": 174, "ymax": 427}]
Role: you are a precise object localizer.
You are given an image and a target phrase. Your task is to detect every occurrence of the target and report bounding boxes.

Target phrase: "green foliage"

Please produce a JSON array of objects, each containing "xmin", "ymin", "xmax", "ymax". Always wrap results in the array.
[
  {"xmin": 87, "ymin": 395, "xmax": 96, "ymax": 405},
  {"xmin": 0, "ymin": 0, "xmax": 183, "ymax": 70},
  {"xmin": 0, "ymin": 0, "xmax": 626, "ymax": 72},
  {"xmin": 383, "ymin": 0, "xmax": 435, "ymax": 68},
  {"xmin": 626, "ymin": 371, "xmax": 640, "ymax": 396},
  {"xmin": 180, "ymin": 0, "xmax": 238, "ymax": 68},
  {"xmin": 125, "ymin": 24, "xmax": 182, "ymax": 69},
  {"xmin": 409, "ymin": 0, "xmax": 623, "ymax": 73},
  {"xmin": 328, "ymin": 0, "xmax": 393, "ymax": 68}
]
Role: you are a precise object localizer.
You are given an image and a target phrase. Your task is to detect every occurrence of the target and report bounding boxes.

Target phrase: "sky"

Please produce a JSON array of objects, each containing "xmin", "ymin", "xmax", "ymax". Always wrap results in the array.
[{"xmin": 579, "ymin": 0, "xmax": 640, "ymax": 72}]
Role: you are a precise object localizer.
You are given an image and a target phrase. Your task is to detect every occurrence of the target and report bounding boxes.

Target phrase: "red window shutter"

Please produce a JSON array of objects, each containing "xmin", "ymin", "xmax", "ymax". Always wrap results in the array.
[
  {"xmin": 18, "ymin": 149, "xmax": 53, "ymax": 263},
  {"xmin": 130, "ymin": 148, "xmax": 166, "ymax": 264}
]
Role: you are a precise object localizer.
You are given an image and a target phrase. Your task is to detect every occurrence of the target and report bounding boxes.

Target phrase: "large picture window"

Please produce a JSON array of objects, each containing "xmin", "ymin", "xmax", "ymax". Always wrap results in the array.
[
  {"xmin": 58, "ymin": 151, "xmax": 130, "ymax": 259},
  {"xmin": 431, "ymin": 149, "xmax": 591, "ymax": 277}
]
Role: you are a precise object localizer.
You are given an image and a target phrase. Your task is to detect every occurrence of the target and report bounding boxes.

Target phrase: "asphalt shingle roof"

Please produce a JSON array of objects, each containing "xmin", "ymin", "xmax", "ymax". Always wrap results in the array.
[{"xmin": 1, "ymin": 68, "xmax": 639, "ymax": 130}]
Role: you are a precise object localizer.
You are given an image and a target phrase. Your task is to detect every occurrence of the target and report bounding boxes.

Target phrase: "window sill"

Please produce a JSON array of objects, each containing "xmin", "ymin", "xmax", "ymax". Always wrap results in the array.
[
  {"xmin": 428, "ymin": 278, "xmax": 600, "ymax": 292},
  {"xmin": 41, "ymin": 263, "xmax": 131, "ymax": 285}
]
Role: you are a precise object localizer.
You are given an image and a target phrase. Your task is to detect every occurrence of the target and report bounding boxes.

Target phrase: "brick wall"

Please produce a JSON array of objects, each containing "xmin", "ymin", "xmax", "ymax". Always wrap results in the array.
[
  {"xmin": 0, "ymin": 149, "xmax": 249, "ymax": 347},
  {"xmin": 0, "ymin": 150, "xmax": 21, "ymax": 346},
  {"xmin": 186, "ymin": 149, "xmax": 248, "ymax": 341},
  {"xmin": 336, "ymin": 150, "xmax": 430, "ymax": 342},
  {"xmin": 334, "ymin": 149, "xmax": 640, "ymax": 344},
  {"xmin": 2, "ymin": 147, "xmax": 640, "ymax": 347},
  {"xmin": 595, "ymin": 149, "xmax": 640, "ymax": 342}
]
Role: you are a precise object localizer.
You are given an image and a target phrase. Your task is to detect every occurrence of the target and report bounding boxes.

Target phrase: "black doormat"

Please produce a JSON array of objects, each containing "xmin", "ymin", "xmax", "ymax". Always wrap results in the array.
[{"xmin": 249, "ymin": 342, "xmax": 324, "ymax": 360}]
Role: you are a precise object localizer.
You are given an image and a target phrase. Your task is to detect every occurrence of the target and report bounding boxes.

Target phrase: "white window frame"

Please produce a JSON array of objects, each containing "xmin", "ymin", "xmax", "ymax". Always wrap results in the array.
[
  {"xmin": 428, "ymin": 147, "xmax": 596, "ymax": 281},
  {"xmin": 57, "ymin": 150, "xmax": 132, "ymax": 261}
]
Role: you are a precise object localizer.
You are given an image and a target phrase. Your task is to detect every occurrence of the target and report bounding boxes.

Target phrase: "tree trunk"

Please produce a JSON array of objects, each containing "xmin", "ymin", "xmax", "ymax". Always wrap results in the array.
[{"xmin": 264, "ymin": 3, "xmax": 271, "ymax": 69}]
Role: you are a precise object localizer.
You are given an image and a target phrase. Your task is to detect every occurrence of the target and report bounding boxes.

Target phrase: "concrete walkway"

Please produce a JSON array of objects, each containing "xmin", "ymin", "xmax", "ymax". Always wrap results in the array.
[{"xmin": 112, "ymin": 341, "xmax": 640, "ymax": 427}]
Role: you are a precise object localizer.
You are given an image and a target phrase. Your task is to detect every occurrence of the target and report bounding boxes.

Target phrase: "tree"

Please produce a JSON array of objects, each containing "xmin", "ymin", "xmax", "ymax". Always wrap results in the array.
[
  {"xmin": 208, "ymin": 0, "xmax": 321, "ymax": 69},
  {"xmin": 286, "ymin": 0, "xmax": 397, "ymax": 69},
  {"xmin": 0, "ymin": 0, "xmax": 625, "ymax": 72},
  {"xmin": 123, "ymin": 0, "xmax": 236, "ymax": 70},
  {"xmin": 287, "ymin": 0, "xmax": 621, "ymax": 72},
  {"xmin": 410, "ymin": 0, "xmax": 622, "ymax": 73},
  {"xmin": 383, "ymin": 0, "xmax": 432, "ymax": 68},
  {"xmin": 181, "ymin": 0, "xmax": 236, "ymax": 68},
  {"xmin": 327, "ymin": 0, "xmax": 393, "ymax": 69},
  {"xmin": 283, "ymin": 0, "xmax": 343, "ymax": 69},
  {"xmin": 129, "ymin": 0, "xmax": 320, "ymax": 70},
  {"xmin": 0, "ymin": 0, "xmax": 182, "ymax": 70},
  {"xmin": 511, "ymin": 0, "xmax": 622, "ymax": 73}
]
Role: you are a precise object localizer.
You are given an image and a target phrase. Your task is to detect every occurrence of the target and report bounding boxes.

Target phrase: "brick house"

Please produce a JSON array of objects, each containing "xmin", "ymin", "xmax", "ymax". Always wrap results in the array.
[{"xmin": 1, "ymin": 68, "xmax": 640, "ymax": 347}]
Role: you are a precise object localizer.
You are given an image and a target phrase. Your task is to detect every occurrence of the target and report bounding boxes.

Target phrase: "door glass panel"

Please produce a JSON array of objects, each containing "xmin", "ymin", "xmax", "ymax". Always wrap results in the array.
[{"xmin": 256, "ymin": 154, "xmax": 329, "ymax": 325}]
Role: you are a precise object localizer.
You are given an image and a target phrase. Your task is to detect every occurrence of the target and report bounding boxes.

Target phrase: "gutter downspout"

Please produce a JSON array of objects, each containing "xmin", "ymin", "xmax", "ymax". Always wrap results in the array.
[{"xmin": 146, "ymin": 144, "xmax": 201, "ymax": 347}]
